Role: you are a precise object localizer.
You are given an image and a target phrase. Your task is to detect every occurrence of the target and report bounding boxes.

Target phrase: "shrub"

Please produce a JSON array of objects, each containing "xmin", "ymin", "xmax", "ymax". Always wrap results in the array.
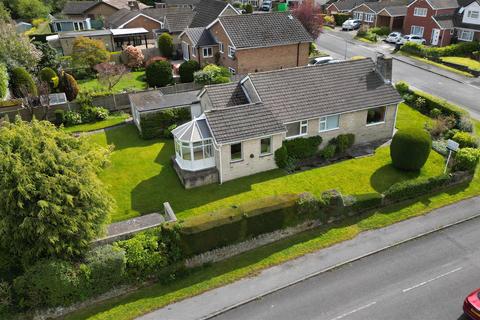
[
  {"xmin": 138, "ymin": 107, "xmax": 190, "ymax": 139},
  {"xmin": 426, "ymin": 115, "xmax": 455, "ymax": 139},
  {"xmin": 369, "ymin": 26, "xmax": 390, "ymax": 36},
  {"xmin": 245, "ymin": 3, "xmax": 253, "ymax": 13},
  {"xmin": 274, "ymin": 145, "xmax": 289, "ymax": 168},
  {"xmin": 0, "ymin": 281, "xmax": 12, "ymax": 314},
  {"xmin": 444, "ymin": 128, "xmax": 459, "ymax": 140},
  {"xmin": 11, "ymin": 67, "xmax": 37, "ymax": 97},
  {"xmin": 157, "ymin": 33, "xmax": 174, "ymax": 58},
  {"xmin": 414, "ymin": 97, "xmax": 427, "ymax": 111},
  {"xmin": 432, "ymin": 139, "xmax": 448, "ymax": 156},
  {"xmin": 0, "ymin": 64, "xmax": 8, "ymax": 100},
  {"xmin": 458, "ymin": 116, "xmax": 473, "ymax": 132},
  {"xmin": 145, "ymin": 56, "xmax": 167, "ymax": 67},
  {"xmin": 452, "ymin": 131, "xmax": 478, "ymax": 148},
  {"xmin": 38, "ymin": 67, "xmax": 58, "ymax": 88},
  {"xmin": 60, "ymin": 72, "xmax": 79, "ymax": 101},
  {"xmin": 80, "ymin": 105, "xmax": 109, "ymax": 123},
  {"xmin": 430, "ymin": 108, "xmax": 442, "ymax": 118},
  {"xmin": 334, "ymin": 133, "xmax": 355, "ymax": 154},
  {"xmin": 383, "ymin": 174, "xmax": 451, "ymax": 203},
  {"xmin": 179, "ymin": 60, "xmax": 200, "ymax": 83},
  {"xmin": 83, "ymin": 245, "xmax": 126, "ymax": 295},
  {"xmin": 395, "ymin": 81, "xmax": 409, "ymax": 95},
  {"xmin": 321, "ymin": 143, "xmax": 336, "ymax": 159},
  {"xmin": 64, "ymin": 111, "xmax": 82, "ymax": 126},
  {"xmin": 123, "ymin": 45, "xmax": 144, "ymax": 69},
  {"xmin": 54, "ymin": 109, "xmax": 65, "ymax": 125},
  {"xmin": 283, "ymin": 136, "xmax": 322, "ymax": 159},
  {"xmin": 390, "ymin": 129, "xmax": 432, "ymax": 171},
  {"xmin": 333, "ymin": 13, "xmax": 350, "ymax": 26},
  {"xmin": 13, "ymin": 259, "xmax": 82, "ymax": 309},
  {"xmin": 402, "ymin": 93, "xmax": 415, "ymax": 104},
  {"xmin": 345, "ymin": 193, "xmax": 383, "ymax": 213},
  {"xmin": 164, "ymin": 123, "xmax": 177, "ymax": 138},
  {"xmin": 146, "ymin": 60, "xmax": 173, "ymax": 87},
  {"xmin": 194, "ymin": 64, "xmax": 231, "ymax": 85},
  {"xmin": 323, "ymin": 15, "xmax": 335, "ymax": 25},
  {"xmin": 453, "ymin": 148, "xmax": 480, "ymax": 172}
]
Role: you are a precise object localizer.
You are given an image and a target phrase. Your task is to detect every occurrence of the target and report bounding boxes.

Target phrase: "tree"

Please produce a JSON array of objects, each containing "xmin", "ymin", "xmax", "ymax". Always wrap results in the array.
[
  {"xmin": 0, "ymin": 119, "xmax": 113, "ymax": 266},
  {"xmin": 0, "ymin": 63, "xmax": 8, "ymax": 100},
  {"xmin": 244, "ymin": 3, "xmax": 253, "ymax": 13},
  {"xmin": 12, "ymin": 0, "xmax": 50, "ymax": 20},
  {"xmin": 292, "ymin": 1, "xmax": 323, "ymax": 39},
  {"xmin": 157, "ymin": 33, "xmax": 174, "ymax": 58},
  {"xmin": 60, "ymin": 72, "xmax": 79, "ymax": 101},
  {"xmin": 11, "ymin": 66, "xmax": 37, "ymax": 97},
  {"xmin": 71, "ymin": 36, "xmax": 110, "ymax": 70},
  {"xmin": 38, "ymin": 67, "xmax": 58, "ymax": 90},
  {"xmin": 0, "ymin": 20, "xmax": 41, "ymax": 71},
  {"xmin": 145, "ymin": 60, "xmax": 172, "ymax": 87},
  {"xmin": 194, "ymin": 64, "xmax": 230, "ymax": 85},
  {"xmin": 179, "ymin": 60, "xmax": 200, "ymax": 83},
  {"xmin": 0, "ymin": 2, "xmax": 11, "ymax": 22},
  {"xmin": 94, "ymin": 62, "xmax": 127, "ymax": 91},
  {"xmin": 34, "ymin": 42, "xmax": 59, "ymax": 70},
  {"xmin": 123, "ymin": 45, "xmax": 144, "ymax": 69}
]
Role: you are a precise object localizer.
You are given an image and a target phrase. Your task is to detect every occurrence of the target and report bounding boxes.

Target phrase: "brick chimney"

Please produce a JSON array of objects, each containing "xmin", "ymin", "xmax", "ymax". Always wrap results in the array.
[
  {"xmin": 128, "ymin": 1, "xmax": 140, "ymax": 10},
  {"xmin": 376, "ymin": 53, "xmax": 392, "ymax": 83}
]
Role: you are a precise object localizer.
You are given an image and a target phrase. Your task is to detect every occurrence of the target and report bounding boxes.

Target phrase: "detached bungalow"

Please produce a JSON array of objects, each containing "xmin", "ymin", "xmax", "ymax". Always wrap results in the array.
[
  {"xmin": 351, "ymin": 0, "xmax": 409, "ymax": 29},
  {"xmin": 169, "ymin": 57, "xmax": 402, "ymax": 188}
]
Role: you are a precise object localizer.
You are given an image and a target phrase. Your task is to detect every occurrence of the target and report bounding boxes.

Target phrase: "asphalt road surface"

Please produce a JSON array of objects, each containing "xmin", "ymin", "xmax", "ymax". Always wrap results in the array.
[
  {"xmin": 316, "ymin": 32, "xmax": 480, "ymax": 119},
  {"xmin": 213, "ymin": 216, "xmax": 480, "ymax": 320}
]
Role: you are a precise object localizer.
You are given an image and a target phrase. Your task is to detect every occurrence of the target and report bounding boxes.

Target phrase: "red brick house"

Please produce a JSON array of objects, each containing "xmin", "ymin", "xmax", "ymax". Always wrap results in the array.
[{"xmin": 350, "ymin": 1, "xmax": 408, "ymax": 29}]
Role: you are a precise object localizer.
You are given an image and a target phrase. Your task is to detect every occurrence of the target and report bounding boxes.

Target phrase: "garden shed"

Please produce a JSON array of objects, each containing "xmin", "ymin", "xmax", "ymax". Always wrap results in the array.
[{"xmin": 129, "ymin": 89, "xmax": 201, "ymax": 139}]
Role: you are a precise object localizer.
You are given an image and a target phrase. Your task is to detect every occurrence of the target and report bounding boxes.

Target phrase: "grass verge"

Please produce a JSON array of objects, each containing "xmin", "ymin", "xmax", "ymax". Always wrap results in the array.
[
  {"xmin": 397, "ymin": 52, "xmax": 474, "ymax": 78},
  {"xmin": 440, "ymin": 57, "xmax": 480, "ymax": 72}
]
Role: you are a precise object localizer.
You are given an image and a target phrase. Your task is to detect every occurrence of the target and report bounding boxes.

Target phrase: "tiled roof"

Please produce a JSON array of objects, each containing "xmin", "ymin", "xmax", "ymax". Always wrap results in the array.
[
  {"xmin": 108, "ymin": 9, "xmax": 142, "ymax": 27},
  {"xmin": 361, "ymin": 0, "xmax": 409, "ymax": 12},
  {"xmin": 165, "ymin": 12, "xmax": 194, "ymax": 32},
  {"xmin": 329, "ymin": 0, "xmax": 367, "ymax": 11},
  {"xmin": 428, "ymin": 0, "xmax": 459, "ymax": 8},
  {"xmin": 183, "ymin": 27, "xmax": 217, "ymax": 47},
  {"xmin": 107, "ymin": 7, "xmax": 192, "ymax": 28},
  {"xmin": 189, "ymin": 0, "xmax": 230, "ymax": 27},
  {"xmin": 381, "ymin": 5, "xmax": 408, "ymax": 15},
  {"xmin": 247, "ymin": 59, "xmax": 402, "ymax": 124},
  {"xmin": 434, "ymin": 14, "xmax": 455, "ymax": 28},
  {"xmin": 203, "ymin": 82, "xmax": 249, "ymax": 108},
  {"xmin": 205, "ymin": 103, "xmax": 285, "ymax": 144},
  {"xmin": 104, "ymin": 0, "xmax": 149, "ymax": 10},
  {"xmin": 62, "ymin": 1, "xmax": 97, "ymax": 15},
  {"xmin": 130, "ymin": 90, "xmax": 200, "ymax": 112},
  {"xmin": 217, "ymin": 13, "xmax": 313, "ymax": 49},
  {"xmin": 164, "ymin": 0, "xmax": 200, "ymax": 5}
]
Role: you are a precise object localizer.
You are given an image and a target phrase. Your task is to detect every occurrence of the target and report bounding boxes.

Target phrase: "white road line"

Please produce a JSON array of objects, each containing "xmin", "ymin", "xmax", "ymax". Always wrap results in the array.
[
  {"xmin": 329, "ymin": 301, "xmax": 377, "ymax": 320},
  {"xmin": 402, "ymin": 267, "xmax": 463, "ymax": 293}
]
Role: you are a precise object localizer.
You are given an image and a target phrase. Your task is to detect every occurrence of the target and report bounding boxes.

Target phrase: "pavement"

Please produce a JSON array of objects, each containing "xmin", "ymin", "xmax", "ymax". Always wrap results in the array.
[
  {"xmin": 315, "ymin": 29, "xmax": 480, "ymax": 119},
  {"xmin": 137, "ymin": 196, "xmax": 480, "ymax": 320}
]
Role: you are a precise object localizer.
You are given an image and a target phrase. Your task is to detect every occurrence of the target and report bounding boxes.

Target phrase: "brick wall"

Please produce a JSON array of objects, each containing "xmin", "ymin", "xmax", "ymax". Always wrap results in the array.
[
  {"xmin": 85, "ymin": 3, "xmax": 118, "ymax": 19},
  {"xmin": 123, "ymin": 16, "xmax": 162, "ymax": 38},
  {"xmin": 179, "ymin": 33, "xmax": 218, "ymax": 66}
]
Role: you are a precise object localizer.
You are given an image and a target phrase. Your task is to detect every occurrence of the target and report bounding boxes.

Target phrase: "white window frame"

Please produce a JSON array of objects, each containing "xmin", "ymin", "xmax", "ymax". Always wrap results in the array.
[
  {"xmin": 410, "ymin": 25, "xmax": 424, "ymax": 36},
  {"xmin": 364, "ymin": 13, "xmax": 374, "ymax": 23},
  {"xmin": 467, "ymin": 10, "xmax": 479, "ymax": 19},
  {"xmin": 228, "ymin": 67, "xmax": 236, "ymax": 74},
  {"xmin": 319, "ymin": 114, "xmax": 340, "ymax": 132},
  {"xmin": 230, "ymin": 142, "xmax": 243, "ymax": 162},
  {"xmin": 285, "ymin": 120, "xmax": 308, "ymax": 139},
  {"xmin": 458, "ymin": 29, "xmax": 474, "ymax": 41},
  {"xmin": 353, "ymin": 11, "xmax": 364, "ymax": 20},
  {"xmin": 228, "ymin": 45, "xmax": 236, "ymax": 59},
  {"xmin": 191, "ymin": 46, "xmax": 196, "ymax": 57},
  {"xmin": 219, "ymin": 42, "xmax": 224, "ymax": 53},
  {"xmin": 202, "ymin": 47, "xmax": 213, "ymax": 58},
  {"xmin": 260, "ymin": 136, "xmax": 272, "ymax": 156},
  {"xmin": 413, "ymin": 7, "xmax": 428, "ymax": 17},
  {"xmin": 366, "ymin": 106, "xmax": 386, "ymax": 126}
]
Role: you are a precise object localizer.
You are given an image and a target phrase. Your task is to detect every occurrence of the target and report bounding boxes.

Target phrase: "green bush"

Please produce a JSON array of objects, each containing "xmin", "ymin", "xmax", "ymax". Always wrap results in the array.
[
  {"xmin": 146, "ymin": 60, "xmax": 173, "ymax": 87},
  {"xmin": 320, "ymin": 143, "xmax": 336, "ymax": 159},
  {"xmin": 38, "ymin": 67, "xmax": 58, "ymax": 88},
  {"xmin": 83, "ymin": 245, "xmax": 126, "ymax": 295},
  {"xmin": 164, "ymin": 123, "xmax": 177, "ymax": 138},
  {"xmin": 60, "ymin": 72, "xmax": 79, "ymax": 101},
  {"xmin": 11, "ymin": 67, "xmax": 37, "ymax": 97},
  {"xmin": 178, "ymin": 60, "xmax": 200, "ymax": 83},
  {"xmin": 13, "ymin": 259, "xmax": 82, "ymax": 309},
  {"xmin": 64, "ymin": 110, "xmax": 82, "ymax": 126},
  {"xmin": 334, "ymin": 133, "xmax": 355, "ymax": 154},
  {"xmin": 369, "ymin": 26, "xmax": 390, "ymax": 36},
  {"xmin": 283, "ymin": 136, "xmax": 322, "ymax": 159},
  {"xmin": 345, "ymin": 193, "xmax": 383, "ymax": 213},
  {"xmin": 333, "ymin": 13, "xmax": 350, "ymax": 26},
  {"xmin": 80, "ymin": 105, "xmax": 109, "ymax": 123},
  {"xmin": 194, "ymin": 64, "xmax": 231, "ymax": 85},
  {"xmin": 400, "ymin": 41, "xmax": 480, "ymax": 58},
  {"xmin": 274, "ymin": 145, "xmax": 289, "ymax": 168},
  {"xmin": 384, "ymin": 174, "xmax": 451, "ymax": 203},
  {"xmin": 244, "ymin": 3, "xmax": 253, "ymax": 13},
  {"xmin": 430, "ymin": 108, "xmax": 442, "ymax": 118},
  {"xmin": 0, "ymin": 64, "xmax": 8, "ymax": 100},
  {"xmin": 458, "ymin": 116, "xmax": 473, "ymax": 132},
  {"xmin": 157, "ymin": 33, "xmax": 174, "ymax": 58},
  {"xmin": 452, "ymin": 131, "xmax": 478, "ymax": 148},
  {"xmin": 395, "ymin": 81, "xmax": 409, "ymax": 95},
  {"xmin": 453, "ymin": 148, "xmax": 480, "ymax": 172},
  {"xmin": 139, "ymin": 106, "xmax": 190, "ymax": 139},
  {"xmin": 54, "ymin": 109, "xmax": 65, "ymax": 125},
  {"xmin": 390, "ymin": 129, "xmax": 432, "ymax": 171},
  {"xmin": 414, "ymin": 97, "xmax": 427, "ymax": 110}
]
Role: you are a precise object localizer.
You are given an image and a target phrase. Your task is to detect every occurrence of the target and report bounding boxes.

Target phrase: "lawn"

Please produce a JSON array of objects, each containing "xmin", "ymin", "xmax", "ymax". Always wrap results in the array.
[
  {"xmin": 89, "ymin": 103, "xmax": 443, "ymax": 222},
  {"xmin": 440, "ymin": 57, "xmax": 480, "ymax": 71},
  {"xmin": 63, "ymin": 113, "xmax": 130, "ymax": 133},
  {"xmin": 78, "ymin": 71, "xmax": 147, "ymax": 93},
  {"xmin": 397, "ymin": 52, "xmax": 474, "ymax": 78}
]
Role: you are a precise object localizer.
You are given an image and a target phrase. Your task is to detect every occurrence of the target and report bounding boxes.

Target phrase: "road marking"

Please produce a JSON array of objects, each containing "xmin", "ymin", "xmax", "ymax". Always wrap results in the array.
[
  {"xmin": 402, "ymin": 267, "xmax": 463, "ymax": 293},
  {"xmin": 329, "ymin": 301, "xmax": 377, "ymax": 320}
]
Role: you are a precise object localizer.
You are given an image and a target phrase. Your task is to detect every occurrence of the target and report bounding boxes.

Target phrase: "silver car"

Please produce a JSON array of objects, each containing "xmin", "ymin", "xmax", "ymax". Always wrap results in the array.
[{"xmin": 386, "ymin": 32, "xmax": 403, "ymax": 43}]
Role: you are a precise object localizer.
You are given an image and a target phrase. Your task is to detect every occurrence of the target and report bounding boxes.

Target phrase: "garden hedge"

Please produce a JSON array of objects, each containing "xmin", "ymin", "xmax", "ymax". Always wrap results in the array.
[
  {"xmin": 400, "ymin": 41, "xmax": 480, "ymax": 59},
  {"xmin": 383, "ymin": 174, "xmax": 451, "ymax": 203},
  {"xmin": 283, "ymin": 136, "xmax": 322, "ymax": 159},
  {"xmin": 390, "ymin": 129, "xmax": 432, "ymax": 171},
  {"xmin": 333, "ymin": 13, "xmax": 350, "ymax": 26},
  {"xmin": 139, "ymin": 106, "xmax": 191, "ymax": 139},
  {"xmin": 179, "ymin": 60, "xmax": 200, "ymax": 83},
  {"xmin": 453, "ymin": 148, "xmax": 480, "ymax": 172},
  {"xmin": 146, "ymin": 60, "xmax": 173, "ymax": 87}
]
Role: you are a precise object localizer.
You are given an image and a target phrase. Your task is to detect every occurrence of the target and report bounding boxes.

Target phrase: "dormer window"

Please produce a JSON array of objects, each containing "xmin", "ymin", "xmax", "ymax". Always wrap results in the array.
[{"xmin": 467, "ymin": 10, "xmax": 479, "ymax": 19}]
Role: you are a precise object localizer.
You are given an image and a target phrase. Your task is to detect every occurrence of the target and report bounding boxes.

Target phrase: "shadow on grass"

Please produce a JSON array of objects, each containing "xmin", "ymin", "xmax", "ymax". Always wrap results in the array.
[{"xmin": 370, "ymin": 164, "xmax": 421, "ymax": 193}]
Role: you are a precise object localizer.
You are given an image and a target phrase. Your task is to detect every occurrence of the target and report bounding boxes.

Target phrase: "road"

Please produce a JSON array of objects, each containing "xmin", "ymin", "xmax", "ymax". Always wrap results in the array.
[
  {"xmin": 212, "ymin": 215, "xmax": 480, "ymax": 320},
  {"xmin": 316, "ymin": 31, "xmax": 480, "ymax": 119}
]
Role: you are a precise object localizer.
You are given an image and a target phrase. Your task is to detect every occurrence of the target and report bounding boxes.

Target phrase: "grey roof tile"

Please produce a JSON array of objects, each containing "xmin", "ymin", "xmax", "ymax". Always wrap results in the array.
[
  {"xmin": 165, "ymin": 12, "xmax": 195, "ymax": 32},
  {"xmin": 203, "ymin": 82, "xmax": 249, "ymax": 108},
  {"xmin": 183, "ymin": 27, "xmax": 217, "ymax": 46},
  {"xmin": 189, "ymin": 0, "xmax": 230, "ymax": 27},
  {"xmin": 107, "ymin": 7, "xmax": 192, "ymax": 28},
  {"xmin": 62, "ymin": 1, "xmax": 97, "ymax": 15},
  {"xmin": 428, "ymin": 0, "xmax": 459, "ymax": 8},
  {"xmin": 205, "ymin": 103, "xmax": 285, "ymax": 144},
  {"xmin": 329, "ymin": 0, "xmax": 367, "ymax": 11},
  {"xmin": 130, "ymin": 90, "xmax": 200, "ymax": 112},
  {"xmin": 217, "ymin": 13, "xmax": 313, "ymax": 49}
]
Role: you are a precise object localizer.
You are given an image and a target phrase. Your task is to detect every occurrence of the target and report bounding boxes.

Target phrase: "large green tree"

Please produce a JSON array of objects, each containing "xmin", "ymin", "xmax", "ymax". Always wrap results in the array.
[
  {"xmin": 71, "ymin": 36, "xmax": 110, "ymax": 70},
  {"xmin": 0, "ymin": 119, "xmax": 114, "ymax": 267},
  {"xmin": 0, "ymin": 63, "xmax": 8, "ymax": 100},
  {"xmin": 0, "ymin": 20, "xmax": 41, "ymax": 70},
  {"xmin": 13, "ymin": 0, "xmax": 50, "ymax": 20}
]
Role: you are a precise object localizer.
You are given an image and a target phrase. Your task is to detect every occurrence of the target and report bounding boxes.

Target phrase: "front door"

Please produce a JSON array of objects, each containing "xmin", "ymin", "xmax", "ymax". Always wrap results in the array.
[{"xmin": 431, "ymin": 28, "xmax": 440, "ymax": 45}]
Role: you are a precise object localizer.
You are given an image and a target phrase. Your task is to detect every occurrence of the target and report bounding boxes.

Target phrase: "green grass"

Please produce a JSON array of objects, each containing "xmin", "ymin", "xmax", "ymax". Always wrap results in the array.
[
  {"xmin": 440, "ymin": 57, "xmax": 480, "ymax": 72},
  {"xmin": 397, "ymin": 52, "xmax": 474, "ymax": 78},
  {"xmin": 78, "ymin": 71, "xmax": 147, "ymax": 93},
  {"xmin": 396, "ymin": 102, "xmax": 432, "ymax": 130},
  {"xmin": 63, "ymin": 113, "xmax": 130, "ymax": 133},
  {"xmin": 89, "ymin": 103, "xmax": 444, "ymax": 222}
]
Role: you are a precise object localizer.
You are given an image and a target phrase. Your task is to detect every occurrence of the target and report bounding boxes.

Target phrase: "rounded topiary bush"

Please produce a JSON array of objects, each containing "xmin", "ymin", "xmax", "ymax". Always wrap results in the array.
[
  {"xmin": 11, "ymin": 67, "xmax": 37, "ymax": 97},
  {"xmin": 179, "ymin": 60, "xmax": 200, "ymax": 83},
  {"xmin": 390, "ymin": 129, "xmax": 432, "ymax": 171},
  {"xmin": 146, "ymin": 60, "xmax": 172, "ymax": 87}
]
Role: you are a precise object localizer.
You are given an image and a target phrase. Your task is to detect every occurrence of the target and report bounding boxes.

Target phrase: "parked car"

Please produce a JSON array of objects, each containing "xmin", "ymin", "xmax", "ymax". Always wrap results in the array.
[
  {"xmin": 260, "ymin": 0, "xmax": 271, "ymax": 11},
  {"xmin": 308, "ymin": 56, "xmax": 333, "ymax": 66},
  {"xmin": 342, "ymin": 19, "xmax": 361, "ymax": 31},
  {"xmin": 385, "ymin": 32, "xmax": 403, "ymax": 43},
  {"xmin": 464, "ymin": 288, "xmax": 480, "ymax": 320},
  {"xmin": 327, "ymin": 59, "xmax": 343, "ymax": 64},
  {"xmin": 397, "ymin": 34, "xmax": 426, "ymax": 45}
]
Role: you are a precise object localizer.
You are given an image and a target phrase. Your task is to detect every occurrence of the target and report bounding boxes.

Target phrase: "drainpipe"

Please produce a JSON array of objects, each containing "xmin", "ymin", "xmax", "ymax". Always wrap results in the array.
[
  {"xmin": 197, "ymin": 47, "xmax": 201, "ymax": 64},
  {"xmin": 215, "ymin": 142, "xmax": 223, "ymax": 184},
  {"xmin": 296, "ymin": 42, "xmax": 300, "ymax": 66}
]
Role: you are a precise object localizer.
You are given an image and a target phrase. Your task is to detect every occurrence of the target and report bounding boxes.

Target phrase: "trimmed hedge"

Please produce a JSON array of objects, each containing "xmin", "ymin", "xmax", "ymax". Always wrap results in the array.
[
  {"xmin": 283, "ymin": 136, "xmax": 322, "ymax": 159},
  {"xmin": 400, "ymin": 41, "xmax": 480, "ymax": 59},
  {"xmin": 453, "ymin": 148, "xmax": 480, "ymax": 172},
  {"xmin": 11, "ymin": 67, "xmax": 37, "ymax": 97},
  {"xmin": 452, "ymin": 131, "xmax": 478, "ymax": 148},
  {"xmin": 139, "ymin": 107, "xmax": 191, "ymax": 139},
  {"xmin": 179, "ymin": 60, "xmax": 200, "ymax": 83},
  {"xmin": 383, "ymin": 174, "xmax": 451, "ymax": 203},
  {"xmin": 390, "ymin": 129, "xmax": 432, "ymax": 171},
  {"xmin": 333, "ymin": 13, "xmax": 350, "ymax": 26},
  {"xmin": 146, "ymin": 60, "xmax": 173, "ymax": 88}
]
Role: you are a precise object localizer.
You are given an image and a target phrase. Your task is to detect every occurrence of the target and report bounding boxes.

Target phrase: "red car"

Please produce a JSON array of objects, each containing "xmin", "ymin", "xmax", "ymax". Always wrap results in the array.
[{"xmin": 464, "ymin": 288, "xmax": 480, "ymax": 319}]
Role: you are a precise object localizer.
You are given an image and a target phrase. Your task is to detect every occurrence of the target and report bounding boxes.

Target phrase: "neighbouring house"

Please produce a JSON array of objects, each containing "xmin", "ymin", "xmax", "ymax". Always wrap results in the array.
[
  {"xmin": 351, "ymin": 0, "xmax": 409, "ymax": 29},
  {"xmin": 167, "ymin": 56, "xmax": 402, "ymax": 188},
  {"xmin": 403, "ymin": 0, "xmax": 460, "ymax": 45},
  {"xmin": 188, "ymin": 0, "xmax": 240, "ymax": 28},
  {"xmin": 46, "ymin": 28, "xmax": 149, "ymax": 55},
  {"xmin": 62, "ymin": 0, "xmax": 149, "ymax": 19},
  {"xmin": 155, "ymin": 0, "xmax": 201, "ymax": 9},
  {"xmin": 180, "ymin": 12, "xmax": 313, "ymax": 74},
  {"xmin": 50, "ymin": 17, "xmax": 92, "ymax": 32},
  {"xmin": 326, "ymin": 0, "xmax": 370, "ymax": 15}
]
